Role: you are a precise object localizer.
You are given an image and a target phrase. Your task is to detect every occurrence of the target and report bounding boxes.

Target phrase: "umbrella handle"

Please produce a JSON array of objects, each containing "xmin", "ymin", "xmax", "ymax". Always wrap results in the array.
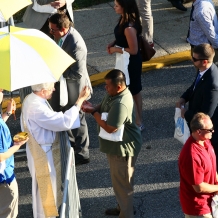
[{"xmin": 10, "ymin": 92, "xmax": 16, "ymax": 120}]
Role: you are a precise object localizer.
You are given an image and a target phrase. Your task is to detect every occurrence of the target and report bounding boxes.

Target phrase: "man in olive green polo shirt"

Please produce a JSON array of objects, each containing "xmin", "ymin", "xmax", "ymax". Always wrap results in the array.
[{"xmin": 82, "ymin": 69, "xmax": 142, "ymax": 218}]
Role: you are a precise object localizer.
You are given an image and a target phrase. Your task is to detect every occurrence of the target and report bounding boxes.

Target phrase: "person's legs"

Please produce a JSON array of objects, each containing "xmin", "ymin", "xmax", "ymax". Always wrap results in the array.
[
  {"xmin": 0, "ymin": 179, "xmax": 18, "ymax": 218},
  {"xmin": 68, "ymin": 110, "xmax": 90, "ymax": 164},
  {"xmin": 168, "ymin": 0, "xmax": 187, "ymax": 11},
  {"xmin": 133, "ymin": 92, "xmax": 143, "ymax": 127},
  {"xmin": 137, "ymin": 0, "xmax": 153, "ymax": 45},
  {"xmin": 107, "ymin": 154, "xmax": 137, "ymax": 218}
]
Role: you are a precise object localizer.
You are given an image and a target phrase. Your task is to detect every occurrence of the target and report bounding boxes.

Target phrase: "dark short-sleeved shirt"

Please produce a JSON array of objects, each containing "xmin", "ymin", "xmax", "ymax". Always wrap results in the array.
[
  {"xmin": 179, "ymin": 136, "xmax": 217, "ymax": 215},
  {"xmin": 98, "ymin": 88, "xmax": 142, "ymax": 157},
  {"xmin": 0, "ymin": 115, "xmax": 14, "ymax": 183}
]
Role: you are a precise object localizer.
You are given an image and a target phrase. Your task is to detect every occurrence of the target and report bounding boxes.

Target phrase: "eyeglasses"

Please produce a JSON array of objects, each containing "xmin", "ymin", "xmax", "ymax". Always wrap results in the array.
[
  {"xmin": 49, "ymin": 27, "xmax": 60, "ymax": 33},
  {"xmin": 200, "ymin": 128, "xmax": 214, "ymax": 133},
  {"xmin": 192, "ymin": 56, "xmax": 208, "ymax": 62}
]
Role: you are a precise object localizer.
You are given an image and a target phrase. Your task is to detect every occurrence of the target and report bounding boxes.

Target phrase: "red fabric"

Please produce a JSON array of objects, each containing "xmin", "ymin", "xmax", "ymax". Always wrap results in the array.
[{"xmin": 179, "ymin": 136, "xmax": 217, "ymax": 215}]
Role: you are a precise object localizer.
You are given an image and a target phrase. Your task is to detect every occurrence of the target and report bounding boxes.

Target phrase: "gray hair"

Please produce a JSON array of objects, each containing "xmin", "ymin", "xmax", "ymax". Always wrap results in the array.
[{"xmin": 31, "ymin": 82, "xmax": 54, "ymax": 92}]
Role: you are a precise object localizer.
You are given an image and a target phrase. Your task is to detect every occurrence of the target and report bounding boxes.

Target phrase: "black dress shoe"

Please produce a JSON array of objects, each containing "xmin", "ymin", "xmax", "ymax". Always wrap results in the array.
[
  {"xmin": 168, "ymin": 0, "xmax": 187, "ymax": 11},
  {"xmin": 105, "ymin": 207, "xmax": 136, "ymax": 216},
  {"xmin": 105, "ymin": 207, "xmax": 120, "ymax": 216},
  {"xmin": 75, "ymin": 158, "xmax": 90, "ymax": 166}
]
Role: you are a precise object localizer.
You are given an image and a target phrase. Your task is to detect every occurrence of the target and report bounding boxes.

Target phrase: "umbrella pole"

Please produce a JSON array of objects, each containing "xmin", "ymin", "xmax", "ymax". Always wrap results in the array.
[
  {"xmin": 10, "ymin": 92, "xmax": 16, "ymax": 120},
  {"xmin": 6, "ymin": 21, "xmax": 10, "ymax": 32},
  {"xmin": 9, "ymin": 17, "xmax": 14, "ymax": 26}
]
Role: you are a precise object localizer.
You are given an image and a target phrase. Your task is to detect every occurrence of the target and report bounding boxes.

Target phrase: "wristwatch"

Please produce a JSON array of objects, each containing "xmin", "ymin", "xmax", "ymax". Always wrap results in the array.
[{"xmin": 6, "ymin": 112, "xmax": 11, "ymax": 116}]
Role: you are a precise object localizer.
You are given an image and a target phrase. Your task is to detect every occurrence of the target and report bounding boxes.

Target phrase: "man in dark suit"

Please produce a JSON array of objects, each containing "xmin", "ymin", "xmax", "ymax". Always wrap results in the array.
[
  {"xmin": 23, "ymin": 0, "xmax": 74, "ymax": 35},
  {"xmin": 48, "ymin": 13, "xmax": 92, "ymax": 165},
  {"xmin": 176, "ymin": 43, "xmax": 218, "ymax": 165}
]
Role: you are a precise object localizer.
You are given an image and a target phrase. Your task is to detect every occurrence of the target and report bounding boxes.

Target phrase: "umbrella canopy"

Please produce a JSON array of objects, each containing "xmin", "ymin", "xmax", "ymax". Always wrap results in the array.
[
  {"xmin": 0, "ymin": 0, "xmax": 32, "ymax": 22},
  {"xmin": 0, "ymin": 26, "xmax": 75, "ymax": 91}
]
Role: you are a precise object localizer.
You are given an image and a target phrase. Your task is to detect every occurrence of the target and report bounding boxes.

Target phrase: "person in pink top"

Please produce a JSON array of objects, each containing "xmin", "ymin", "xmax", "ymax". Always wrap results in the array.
[{"xmin": 179, "ymin": 112, "xmax": 218, "ymax": 218}]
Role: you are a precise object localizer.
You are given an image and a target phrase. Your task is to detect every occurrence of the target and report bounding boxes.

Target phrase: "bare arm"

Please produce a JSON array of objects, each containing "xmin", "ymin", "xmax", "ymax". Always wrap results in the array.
[
  {"xmin": 124, "ymin": 27, "xmax": 138, "ymax": 55},
  {"xmin": 82, "ymin": 101, "xmax": 117, "ymax": 133},
  {"xmin": 175, "ymin": 98, "xmax": 186, "ymax": 108},
  {"xmin": 2, "ymin": 99, "xmax": 16, "ymax": 122},
  {"xmin": 0, "ymin": 138, "xmax": 28, "ymax": 162},
  {"xmin": 193, "ymin": 182, "xmax": 218, "ymax": 194},
  {"xmin": 108, "ymin": 27, "xmax": 138, "ymax": 55},
  {"xmin": 92, "ymin": 112, "xmax": 118, "ymax": 133}
]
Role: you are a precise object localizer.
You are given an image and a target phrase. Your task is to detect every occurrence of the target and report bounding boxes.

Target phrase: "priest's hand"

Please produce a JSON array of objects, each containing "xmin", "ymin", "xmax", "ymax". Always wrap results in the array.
[{"xmin": 78, "ymin": 86, "xmax": 91, "ymax": 100}]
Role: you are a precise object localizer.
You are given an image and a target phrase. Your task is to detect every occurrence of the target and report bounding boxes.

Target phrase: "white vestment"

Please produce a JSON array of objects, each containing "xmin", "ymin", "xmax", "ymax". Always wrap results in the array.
[{"xmin": 21, "ymin": 93, "xmax": 80, "ymax": 218}]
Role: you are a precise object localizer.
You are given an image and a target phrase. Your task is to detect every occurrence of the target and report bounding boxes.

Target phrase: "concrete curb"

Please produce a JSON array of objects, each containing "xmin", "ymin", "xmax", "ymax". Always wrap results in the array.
[
  {"xmin": 90, "ymin": 50, "xmax": 191, "ymax": 86},
  {"xmin": 2, "ymin": 50, "xmax": 191, "ymax": 110}
]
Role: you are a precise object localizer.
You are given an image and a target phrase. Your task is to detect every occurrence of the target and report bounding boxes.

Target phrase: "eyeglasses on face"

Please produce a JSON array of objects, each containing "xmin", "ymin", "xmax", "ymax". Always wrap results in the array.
[
  {"xmin": 192, "ymin": 56, "xmax": 208, "ymax": 62},
  {"xmin": 49, "ymin": 27, "xmax": 60, "ymax": 33},
  {"xmin": 200, "ymin": 128, "xmax": 214, "ymax": 133}
]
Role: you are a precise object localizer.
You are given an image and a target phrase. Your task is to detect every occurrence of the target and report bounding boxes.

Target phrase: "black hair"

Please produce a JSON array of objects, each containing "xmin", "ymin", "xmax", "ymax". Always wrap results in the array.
[
  {"xmin": 48, "ymin": 12, "xmax": 72, "ymax": 29},
  {"xmin": 104, "ymin": 69, "xmax": 126, "ymax": 86},
  {"xmin": 116, "ymin": 0, "xmax": 142, "ymax": 35}
]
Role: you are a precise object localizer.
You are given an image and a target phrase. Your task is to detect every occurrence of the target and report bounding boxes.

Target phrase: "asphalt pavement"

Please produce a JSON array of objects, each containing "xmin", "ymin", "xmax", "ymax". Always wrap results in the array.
[
  {"xmin": 7, "ymin": 0, "xmax": 218, "ymax": 217},
  {"xmin": 8, "ymin": 60, "xmax": 196, "ymax": 218}
]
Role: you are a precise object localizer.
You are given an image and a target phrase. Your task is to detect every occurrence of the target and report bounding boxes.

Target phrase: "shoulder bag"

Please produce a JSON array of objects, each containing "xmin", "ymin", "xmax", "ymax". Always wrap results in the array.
[{"xmin": 139, "ymin": 35, "xmax": 156, "ymax": 62}]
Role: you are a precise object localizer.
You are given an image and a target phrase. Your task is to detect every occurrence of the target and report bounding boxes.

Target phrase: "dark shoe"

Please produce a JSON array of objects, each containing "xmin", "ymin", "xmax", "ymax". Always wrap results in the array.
[
  {"xmin": 105, "ymin": 207, "xmax": 136, "ymax": 216},
  {"xmin": 168, "ymin": 0, "xmax": 187, "ymax": 11},
  {"xmin": 105, "ymin": 208, "xmax": 120, "ymax": 216},
  {"xmin": 75, "ymin": 158, "xmax": 90, "ymax": 166}
]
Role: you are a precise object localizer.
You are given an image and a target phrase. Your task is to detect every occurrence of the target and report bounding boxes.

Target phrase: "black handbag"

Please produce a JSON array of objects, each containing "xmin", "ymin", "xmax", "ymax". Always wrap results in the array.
[{"xmin": 139, "ymin": 35, "xmax": 156, "ymax": 62}]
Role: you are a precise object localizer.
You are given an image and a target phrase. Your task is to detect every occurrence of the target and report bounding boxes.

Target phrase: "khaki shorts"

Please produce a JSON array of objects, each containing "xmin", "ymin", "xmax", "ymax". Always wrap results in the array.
[
  {"xmin": 0, "ymin": 178, "xmax": 18, "ymax": 218},
  {"xmin": 185, "ymin": 213, "xmax": 213, "ymax": 218}
]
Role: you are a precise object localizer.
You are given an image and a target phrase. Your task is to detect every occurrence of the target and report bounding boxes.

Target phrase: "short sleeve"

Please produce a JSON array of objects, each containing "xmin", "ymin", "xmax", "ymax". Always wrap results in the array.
[
  {"xmin": 106, "ymin": 103, "xmax": 128, "ymax": 128},
  {"xmin": 183, "ymin": 154, "xmax": 204, "ymax": 185}
]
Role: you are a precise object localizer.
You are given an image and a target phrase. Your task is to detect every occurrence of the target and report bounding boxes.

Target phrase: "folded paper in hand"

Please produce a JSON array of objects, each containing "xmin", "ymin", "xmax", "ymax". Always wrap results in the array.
[
  {"xmin": 174, "ymin": 108, "xmax": 190, "ymax": 144},
  {"xmin": 99, "ymin": 112, "xmax": 124, "ymax": 142}
]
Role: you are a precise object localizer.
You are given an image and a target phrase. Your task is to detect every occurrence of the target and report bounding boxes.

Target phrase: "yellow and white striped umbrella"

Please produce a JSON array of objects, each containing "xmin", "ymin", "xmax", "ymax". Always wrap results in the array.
[
  {"xmin": 0, "ymin": 26, "xmax": 75, "ymax": 91},
  {"xmin": 0, "ymin": 0, "xmax": 32, "ymax": 22}
]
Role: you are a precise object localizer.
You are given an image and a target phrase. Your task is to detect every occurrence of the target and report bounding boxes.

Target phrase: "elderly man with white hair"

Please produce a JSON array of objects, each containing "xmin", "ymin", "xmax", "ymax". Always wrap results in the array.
[{"xmin": 21, "ymin": 82, "xmax": 90, "ymax": 218}]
